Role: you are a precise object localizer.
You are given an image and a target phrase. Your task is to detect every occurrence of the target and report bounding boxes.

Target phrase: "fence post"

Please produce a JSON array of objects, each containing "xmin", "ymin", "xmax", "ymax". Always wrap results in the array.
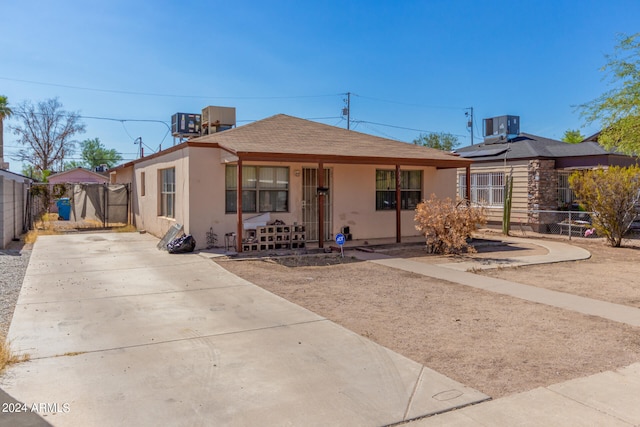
[
  {"xmin": 568, "ymin": 210, "xmax": 572, "ymax": 241},
  {"xmin": 103, "ymin": 183, "xmax": 108, "ymax": 228}
]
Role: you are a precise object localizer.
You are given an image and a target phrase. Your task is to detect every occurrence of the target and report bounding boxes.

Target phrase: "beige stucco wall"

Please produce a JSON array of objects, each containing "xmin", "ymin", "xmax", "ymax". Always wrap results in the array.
[
  {"xmin": 128, "ymin": 148, "xmax": 191, "ymax": 240},
  {"xmin": 331, "ymin": 164, "xmax": 452, "ymax": 240},
  {"xmin": 111, "ymin": 167, "xmax": 133, "ymax": 185}
]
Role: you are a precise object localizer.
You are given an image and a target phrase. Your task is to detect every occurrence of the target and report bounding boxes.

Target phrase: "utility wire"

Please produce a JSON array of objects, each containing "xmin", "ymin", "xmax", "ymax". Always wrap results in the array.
[
  {"xmin": 120, "ymin": 122, "xmax": 137, "ymax": 141},
  {"xmin": 352, "ymin": 120, "xmax": 467, "ymax": 138},
  {"xmin": 354, "ymin": 94, "xmax": 465, "ymax": 111},
  {"xmin": 357, "ymin": 122, "xmax": 403, "ymax": 141},
  {"xmin": 0, "ymin": 76, "xmax": 341, "ymax": 100}
]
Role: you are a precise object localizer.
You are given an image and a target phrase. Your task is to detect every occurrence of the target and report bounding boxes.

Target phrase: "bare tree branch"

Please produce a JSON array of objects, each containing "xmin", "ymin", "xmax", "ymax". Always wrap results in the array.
[{"xmin": 10, "ymin": 98, "xmax": 85, "ymax": 172}]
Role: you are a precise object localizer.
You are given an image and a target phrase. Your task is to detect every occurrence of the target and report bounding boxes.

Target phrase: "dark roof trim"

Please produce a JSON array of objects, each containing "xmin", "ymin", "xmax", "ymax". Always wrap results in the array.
[{"xmin": 235, "ymin": 151, "xmax": 471, "ymax": 168}]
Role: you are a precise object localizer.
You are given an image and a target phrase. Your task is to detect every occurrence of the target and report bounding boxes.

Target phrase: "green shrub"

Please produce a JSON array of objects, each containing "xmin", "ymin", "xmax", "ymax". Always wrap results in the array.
[{"xmin": 569, "ymin": 165, "xmax": 640, "ymax": 247}]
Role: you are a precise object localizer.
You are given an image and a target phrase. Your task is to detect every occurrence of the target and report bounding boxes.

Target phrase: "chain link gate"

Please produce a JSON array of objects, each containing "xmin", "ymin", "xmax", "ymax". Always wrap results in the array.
[{"xmin": 28, "ymin": 183, "xmax": 130, "ymax": 231}]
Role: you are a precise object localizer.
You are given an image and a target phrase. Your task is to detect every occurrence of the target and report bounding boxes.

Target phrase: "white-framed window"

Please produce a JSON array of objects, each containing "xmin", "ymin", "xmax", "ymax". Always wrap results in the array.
[
  {"xmin": 375, "ymin": 170, "xmax": 422, "ymax": 210},
  {"xmin": 458, "ymin": 173, "xmax": 467, "ymax": 200},
  {"xmin": 160, "ymin": 168, "xmax": 175, "ymax": 218},
  {"xmin": 225, "ymin": 165, "xmax": 289, "ymax": 213},
  {"xmin": 460, "ymin": 172, "xmax": 504, "ymax": 206}
]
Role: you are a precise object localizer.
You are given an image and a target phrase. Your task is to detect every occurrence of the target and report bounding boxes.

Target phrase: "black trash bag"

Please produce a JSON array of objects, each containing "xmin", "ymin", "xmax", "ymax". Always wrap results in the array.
[{"xmin": 167, "ymin": 234, "xmax": 196, "ymax": 254}]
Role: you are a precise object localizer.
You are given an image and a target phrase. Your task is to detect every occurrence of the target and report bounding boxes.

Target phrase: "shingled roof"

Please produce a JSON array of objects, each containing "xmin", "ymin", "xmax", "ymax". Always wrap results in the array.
[
  {"xmin": 455, "ymin": 133, "xmax": 624, "ymax": 161},
  {"xmin": 192, "ymin": 114, "xmax": 470, "ymax": 168}
]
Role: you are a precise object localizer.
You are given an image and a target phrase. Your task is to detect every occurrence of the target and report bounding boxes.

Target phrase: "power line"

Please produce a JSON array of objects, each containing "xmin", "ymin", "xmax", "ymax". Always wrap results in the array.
[
  {"xmin": 352, "ymin": 120, "xmax": 467, "ymax": 138},
  {"xmin": 356, "ymin": 122, "xmax": 402, "ymax": 141},
  {"xmin": 3, "ymin": 145, "xmax": 138, "ymax": 155},
  {"xmin": 0, "ymin": 76, "xmax": 341, "ymax": 100},
  {"xmin": 354, "ymin": 94, "xmax": 465, "ymax": 111}
]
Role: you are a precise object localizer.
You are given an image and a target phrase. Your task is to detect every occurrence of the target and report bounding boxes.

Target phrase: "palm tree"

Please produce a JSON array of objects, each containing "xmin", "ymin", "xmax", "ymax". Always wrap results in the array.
[{"xmin": 0, "ymin": 95, "xmax": 12, "ymax": 167}]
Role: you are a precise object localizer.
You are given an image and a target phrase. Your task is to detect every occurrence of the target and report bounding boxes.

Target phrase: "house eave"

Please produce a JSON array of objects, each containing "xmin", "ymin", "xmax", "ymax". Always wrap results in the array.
[{"xmin": 232, "ymin": 151, "xmax": 472, "ymax": 168}]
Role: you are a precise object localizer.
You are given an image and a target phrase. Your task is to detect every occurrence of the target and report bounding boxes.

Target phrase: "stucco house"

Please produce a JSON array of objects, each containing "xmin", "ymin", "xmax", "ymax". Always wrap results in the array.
[
  {"xmin": 44, "ymin": 167, "xmax": 109, "ymax": 214},
  {"xmin": 454, "ymin": 116, "xmax": 637, "ymax": 232},
  {"xmin": 111, "ymin": 113, "xmax": 472, "ymax": 251}
]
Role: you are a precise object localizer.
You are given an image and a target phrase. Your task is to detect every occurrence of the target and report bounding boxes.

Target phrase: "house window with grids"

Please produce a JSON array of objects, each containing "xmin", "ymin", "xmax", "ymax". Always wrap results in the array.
[
  {"xmin": 458, "ymin": 173, "xmax": 467, "ymax": 200},
  {"xmin": 460, "ymin": 172, "xmax": 504, "ymax": 207},
  {"xmin": 225, "ymin": 165, "xmax": 289, "ymax": 213},
  {"xmin": 160, "ymin": 168, "xmax": 175, "ymax": 218},
  {"xmin": 375, "ymin": 170, "xmax": 422, "ymax": 210},
  {"xmin": 557, "ymin": 171, "xmax": 575, "ymax": 207}
]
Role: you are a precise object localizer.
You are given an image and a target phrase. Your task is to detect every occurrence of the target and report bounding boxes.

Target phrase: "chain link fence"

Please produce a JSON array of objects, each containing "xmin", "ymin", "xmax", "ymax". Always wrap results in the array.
[
  {"xmin": 28, "ymin": 183, "xmax": 130, "ymax": 231},
  {"xmin": 484, "ymin": 208, "xmax": 640, "ymax": 240}
]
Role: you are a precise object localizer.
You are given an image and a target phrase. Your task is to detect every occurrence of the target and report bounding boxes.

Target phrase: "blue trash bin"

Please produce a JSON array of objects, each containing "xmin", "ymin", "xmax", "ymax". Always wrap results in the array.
[{"xmin": 56, "ymin": 198, "xmax": 71, "ymax": 221}]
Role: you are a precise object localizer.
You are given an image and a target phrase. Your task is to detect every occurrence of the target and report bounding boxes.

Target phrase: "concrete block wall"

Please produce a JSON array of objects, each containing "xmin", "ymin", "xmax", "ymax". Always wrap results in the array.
[{"xmin": 0, "ymin": 175, "xmax": 28, "ymax": 248}]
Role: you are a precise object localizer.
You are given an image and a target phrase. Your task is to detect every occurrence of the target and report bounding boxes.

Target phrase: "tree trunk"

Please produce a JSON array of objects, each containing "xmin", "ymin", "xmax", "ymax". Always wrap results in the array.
[{"xmin": 0, "ymin": 117, "xmax": 4, "ymax": 164}]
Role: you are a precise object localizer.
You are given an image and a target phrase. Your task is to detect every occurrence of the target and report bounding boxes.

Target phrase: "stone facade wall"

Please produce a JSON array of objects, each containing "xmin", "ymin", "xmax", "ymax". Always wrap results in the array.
[{"xmin": 527, "ymin": 159, "xmax": 558, "ymax": 231}]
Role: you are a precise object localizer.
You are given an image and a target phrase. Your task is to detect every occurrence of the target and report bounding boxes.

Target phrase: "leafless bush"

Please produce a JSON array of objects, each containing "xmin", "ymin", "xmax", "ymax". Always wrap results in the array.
[{"xmin": 414, "ymin": 194, "xmax": 486, "ymax": 254}]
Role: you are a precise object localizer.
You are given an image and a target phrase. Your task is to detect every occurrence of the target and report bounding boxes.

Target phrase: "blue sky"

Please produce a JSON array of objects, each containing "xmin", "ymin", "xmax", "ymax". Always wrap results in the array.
[{"xmin": 1, "ymin": 0, "xmax": 639, "ymax": 173}]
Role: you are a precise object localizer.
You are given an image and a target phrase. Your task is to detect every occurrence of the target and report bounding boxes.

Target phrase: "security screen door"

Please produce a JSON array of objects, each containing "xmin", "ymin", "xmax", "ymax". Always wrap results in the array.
[{"xmin": 302, "ymin": 168, "xmax": 332, "ymax": 241}]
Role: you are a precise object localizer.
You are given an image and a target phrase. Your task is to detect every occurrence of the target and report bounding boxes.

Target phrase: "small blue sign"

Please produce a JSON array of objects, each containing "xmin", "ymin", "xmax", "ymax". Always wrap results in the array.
[{"xmin": 335, "ymin": 233, "xmax": 346, "ymax": 246}]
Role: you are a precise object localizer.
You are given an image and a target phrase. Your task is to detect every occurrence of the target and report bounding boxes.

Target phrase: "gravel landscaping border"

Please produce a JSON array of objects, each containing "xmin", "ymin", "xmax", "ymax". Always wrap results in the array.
[{"xmin": 0, "ymin": 241, "xmax": 31, "ymax": 341}]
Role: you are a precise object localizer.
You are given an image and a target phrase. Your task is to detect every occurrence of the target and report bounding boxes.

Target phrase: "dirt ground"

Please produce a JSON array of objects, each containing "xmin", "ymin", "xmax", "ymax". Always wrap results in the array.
[{"xmin": 216, "ymin": 236, "xmax": 640, "ymax": 399}]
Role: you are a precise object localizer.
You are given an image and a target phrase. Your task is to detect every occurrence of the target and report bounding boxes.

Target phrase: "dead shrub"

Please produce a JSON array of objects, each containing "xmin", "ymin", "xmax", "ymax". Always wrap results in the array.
[
  {"xmin": 414, "ymin": 194, "xmax": 486, "ymax": 254},
  {"xmin": 0, "ymin": 339, "xmax": 30, "ymax": 373}
]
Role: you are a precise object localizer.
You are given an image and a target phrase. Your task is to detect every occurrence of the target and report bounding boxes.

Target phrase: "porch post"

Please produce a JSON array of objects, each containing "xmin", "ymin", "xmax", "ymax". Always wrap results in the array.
[
  {"xmin": 465, "ymin": 164, "xmax": 471, "ymax": 203},
  {"xmin": 236, "ymin": 159, "xmax": 243, "ymax": 252},
  {"xmin": 318, "ymin": 162, "xmax": 324, "ymax": 249},
  {"xmin": 396, "ymin": 164, "xmax": 401, "ymax": 243}
]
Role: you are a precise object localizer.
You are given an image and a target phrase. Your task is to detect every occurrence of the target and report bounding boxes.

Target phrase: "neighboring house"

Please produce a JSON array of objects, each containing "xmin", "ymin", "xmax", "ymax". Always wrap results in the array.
[
  {"xmin": 454, "ymin": 116, "xmax": 637, "ymax": 232},
  {"xmin": 46, "ymin": 167, "xmax": 109, "ymax": 214},
  {"xmin": 0, "ymin": 169, "xmax": 32, "ymax": 248},
  {"xmin": 111, "ymin": 113, "xmax": 471, "ymax": 251},
  {"xmin": 48, "ymin": 167, "xmax": 109, "ymax": 185}
]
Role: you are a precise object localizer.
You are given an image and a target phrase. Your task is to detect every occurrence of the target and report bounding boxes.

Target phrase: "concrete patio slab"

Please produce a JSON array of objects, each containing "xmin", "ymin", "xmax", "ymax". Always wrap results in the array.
[
  {"xmin": 8, "ymin": 283, "xmax": 325, "ymax": 359},
  {"xmin": 3, "ymin": 321, "xmax": 487, "ymax": 427},
  {"xmin": 548, "ymin": 365, "xmax": 640, "ymax": 425},
  {"xmin": 14, "ymin": 259, "xmax": 245, "ymax": 304},
  {"xmin": 2, "ymin": 233, "xmax": 488, "ymax": 426},
  {"xmin": 411, "ymin": 387, "xmax": 632, "ymax": 426}
]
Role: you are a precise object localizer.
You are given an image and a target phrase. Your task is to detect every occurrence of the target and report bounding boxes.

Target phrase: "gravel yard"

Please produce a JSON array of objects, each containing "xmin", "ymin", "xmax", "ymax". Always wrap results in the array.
[
  {"xmin": 0, "ymin": 242, "xmax": 31, "ymax": 341},
  {"xmin": 217, "ymin": 238, "xmax": 640, "ymax": 399}
]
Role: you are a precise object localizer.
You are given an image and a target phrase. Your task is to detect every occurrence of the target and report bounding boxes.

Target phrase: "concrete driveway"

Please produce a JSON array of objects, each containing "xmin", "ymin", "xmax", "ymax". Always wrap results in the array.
[{"xmin": 2, "ymin": 232, "xmax": 487, "ymax": 426}]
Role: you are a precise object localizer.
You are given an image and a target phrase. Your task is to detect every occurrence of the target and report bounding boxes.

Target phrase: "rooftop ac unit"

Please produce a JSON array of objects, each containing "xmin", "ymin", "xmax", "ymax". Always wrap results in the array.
[{"xmin": 483, "ymin": 115, "xmax": 520, "ymax": 142}]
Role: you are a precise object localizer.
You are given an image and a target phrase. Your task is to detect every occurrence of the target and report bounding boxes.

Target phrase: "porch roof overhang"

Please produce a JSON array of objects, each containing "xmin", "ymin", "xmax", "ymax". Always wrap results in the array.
[{"xmin": 219, "ymin": 147, "xmax": 472, "ymax": 168}]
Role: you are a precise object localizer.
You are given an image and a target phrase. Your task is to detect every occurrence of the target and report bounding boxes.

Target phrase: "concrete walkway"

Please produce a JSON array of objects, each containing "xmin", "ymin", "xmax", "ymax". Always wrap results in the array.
[
  {"xmin": 351, "ymin": 237, "xmax": 640, "ymax": 426},
  {"xmin": 1, "ymin": 232, "xmax": 488, "ymax": 426},
  {"xmin": 353, "ymin": 237, "xmax": 640, "ymax": 327}
]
